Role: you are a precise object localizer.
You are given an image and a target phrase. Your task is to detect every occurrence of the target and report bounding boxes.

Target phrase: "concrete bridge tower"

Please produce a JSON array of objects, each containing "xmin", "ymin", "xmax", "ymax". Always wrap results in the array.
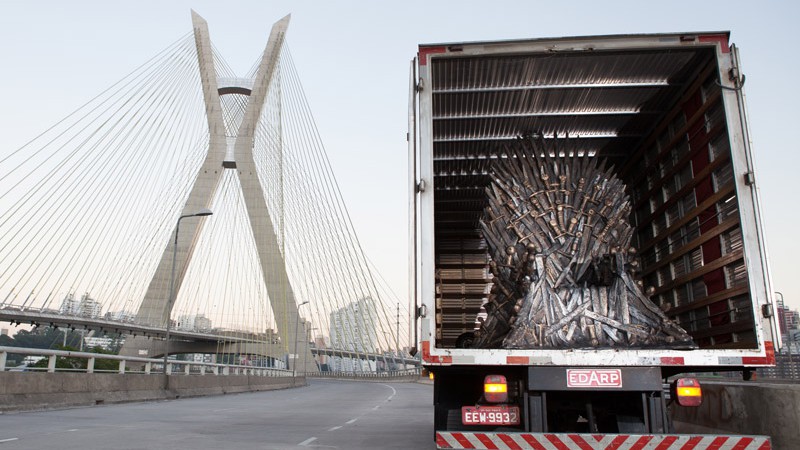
[{"xmin": 121, "ymin": 12, "xmax": 316, "ymax": 373}]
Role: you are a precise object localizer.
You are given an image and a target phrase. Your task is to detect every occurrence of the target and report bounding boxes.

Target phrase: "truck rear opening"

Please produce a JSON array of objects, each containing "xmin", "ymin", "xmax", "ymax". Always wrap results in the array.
[
  {"xmin": 415, "ymin": 32, "xmax": 778, "ymax": 363},
  {"xmin": 411, "ymin": 32, "xmax": 777, "ymax": 448}
]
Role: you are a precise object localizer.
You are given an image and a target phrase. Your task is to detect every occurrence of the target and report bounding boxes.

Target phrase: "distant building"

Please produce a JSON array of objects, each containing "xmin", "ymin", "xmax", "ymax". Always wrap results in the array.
[
  {"xmin": 785, "ymin": 309, "xmax": 799, "ymax": 331},
  {"xmin": 185, "ymin": 353, "xmax": 213, "ymax": 363},
  {"xmin": 79, "ymin": 293, "xmax": 102, "ymax": 318},
  {"xmin": 24, "ymin": 356, "xmax": 45, "ymax": 365},
  {"xmin": 60, "ymin": 292, "xmax": 102, "ymax": 318},
  {"xmin": 58, "ymin": 292, "xmax": 103, "ymax": 319},
  {"xmin": 84, "ymin": 336, "xmax": 115, "ymax": 351},
  {"xmin": 265, "ymin": 329, "xmax": 280, "ymax": 345},
  {"xmin": 177, "ymin": 314, "xmax": 195, "ymax": 331},
  {"xmin": 60, "ymin": 293, "xmax": 79, "ymax": 316},
  {"xmin": 106, "ymin": 310, "xmax": 136, "ymax": 322},
  {"xmin": 194, "ymin": 315, "xmax": 212, "ymax": 331},
  {"xmin": 329, "ymin": 297, "xmax": 378, "ymax": 372},
  {"xmin": 777, "ymin": 304, "xmax": 799, "ymax": 335},
  {"xmin": 176, "ymin": 314, "xmax": 213, "ymax": 332}
]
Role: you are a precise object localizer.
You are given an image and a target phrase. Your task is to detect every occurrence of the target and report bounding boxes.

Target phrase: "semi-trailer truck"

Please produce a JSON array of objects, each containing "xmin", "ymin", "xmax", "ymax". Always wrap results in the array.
[{"xmin": 409, "ymin": 32, "xmax": 778, "ymax": 449}]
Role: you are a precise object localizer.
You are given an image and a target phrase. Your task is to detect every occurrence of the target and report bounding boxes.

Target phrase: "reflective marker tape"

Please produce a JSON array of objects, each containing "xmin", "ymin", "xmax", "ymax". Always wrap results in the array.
[{"xmin": 435, "ymin": 432, "xmax": 771, "ymax": 449}]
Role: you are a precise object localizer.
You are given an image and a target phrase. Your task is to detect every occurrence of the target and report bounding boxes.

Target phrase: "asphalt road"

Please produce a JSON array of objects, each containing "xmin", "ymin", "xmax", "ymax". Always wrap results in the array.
[{"xmin": 0, "ymin": 379, "xmax": 435, "ymax": 449}]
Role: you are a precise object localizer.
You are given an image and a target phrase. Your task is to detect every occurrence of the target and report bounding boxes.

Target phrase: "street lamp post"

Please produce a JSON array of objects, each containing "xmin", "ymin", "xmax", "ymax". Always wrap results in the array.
[
  {"xmin": 164, "ymin": 208, "xmax": 213, "ymax": 387},
  {"xmin": 292, "ymin": 300, "xmax": 309, "ymax": 378}
]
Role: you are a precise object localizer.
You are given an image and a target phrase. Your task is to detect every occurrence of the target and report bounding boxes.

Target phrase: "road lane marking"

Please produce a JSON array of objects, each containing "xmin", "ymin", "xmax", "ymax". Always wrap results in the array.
[
  {"xmin": 67, "ymin": 429, "xmax": 79, "ymax": 432},
  {"xmin": 379, "ymin": 383, "xmax": 397, "ymax": 401},
  {"xmin": 299, "ymin": 437, "xmax": 317, "ymax": 446},
  {"xmin": 0, "ymin": 438, "xmax": 19, "ymax": 443},
  {"xmin": 327, "ymin": 426, "xmax": 342, "ymax": 431},
  {"xmin": 372, "ymin": 405, "xmax": 380, "ymax": 410},
  {"xmin": 345, "ymin": 419, "xmax": 357, "ymax": 424}
]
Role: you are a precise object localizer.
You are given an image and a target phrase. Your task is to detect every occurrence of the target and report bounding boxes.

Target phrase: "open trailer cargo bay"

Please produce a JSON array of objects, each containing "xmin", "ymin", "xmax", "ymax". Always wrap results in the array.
[{"xmin": 409, "ymin": 32, "xmax": 779, "ymax": 448}]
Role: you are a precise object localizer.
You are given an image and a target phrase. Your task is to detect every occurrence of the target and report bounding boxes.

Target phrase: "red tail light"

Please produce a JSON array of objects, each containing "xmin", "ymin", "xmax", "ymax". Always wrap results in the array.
[
  {"xmin": 673, "ymin": 377, "xmax": 702, "ymax": 407},
  {"xmin": 484, "ymin": 375, "xmax": 508, "ymax": 403}
]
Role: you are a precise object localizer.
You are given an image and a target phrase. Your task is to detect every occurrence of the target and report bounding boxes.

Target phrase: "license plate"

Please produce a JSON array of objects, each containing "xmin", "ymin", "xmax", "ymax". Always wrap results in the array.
[{"xmin": 461, "ymin": 405, "xmax": 520, "ymax": 425}]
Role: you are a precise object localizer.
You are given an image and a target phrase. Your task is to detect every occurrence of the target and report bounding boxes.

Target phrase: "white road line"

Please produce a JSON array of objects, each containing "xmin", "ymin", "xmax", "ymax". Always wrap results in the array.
[
  {"xmin": 327, "ymin": 426, "xmax": 342, "ymax": 431},
  {"xmin": 345, "ymin": 419, "xmax": 357, "ymax": 424},
  {"xmin": 372, "ymin": 405, "xmax": 380, "ymax": 410},
  {"xmin": 0, "ymin": 438, "xmax": 19, "ymax": 443},
  {"xmin": 378, "ymin": 383, "xmax": 397, "ymax": 401},
  {"xmin": 298, "ymin": 437, "xmax": 317, "ymax": 446},
  {"xmin": 66, "ymin": 429, "xmax": 79, "ymax": 432}
]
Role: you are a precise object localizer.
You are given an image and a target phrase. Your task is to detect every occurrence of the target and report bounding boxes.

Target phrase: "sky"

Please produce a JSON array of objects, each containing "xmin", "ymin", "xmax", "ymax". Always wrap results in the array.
[{"xmin": 1, "ymin": 0, "xmax": 798, "ymax": 318}]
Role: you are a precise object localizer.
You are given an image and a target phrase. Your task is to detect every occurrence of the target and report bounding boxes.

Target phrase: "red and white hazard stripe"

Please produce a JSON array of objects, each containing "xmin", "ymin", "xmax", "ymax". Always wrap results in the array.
[{"xmin": 435, "ymin": 432, "xmax": 771, "ymax": 449}]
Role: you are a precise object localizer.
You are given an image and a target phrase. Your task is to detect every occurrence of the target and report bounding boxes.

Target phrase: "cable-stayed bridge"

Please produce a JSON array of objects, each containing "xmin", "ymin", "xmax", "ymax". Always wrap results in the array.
[{"xmin": 0, "ymin": 12, "xmax": 413, "ymax": 373}]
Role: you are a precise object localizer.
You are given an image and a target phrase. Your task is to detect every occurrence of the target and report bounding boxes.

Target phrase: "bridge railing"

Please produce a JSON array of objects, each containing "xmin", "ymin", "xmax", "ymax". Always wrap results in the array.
[
  {"xmin": 0, "ymin": 346, "xmax": 292, "ymax": 377},
  {"xmin": 307, "ymin": 368, "xmax": 422, "ymax": 381}
]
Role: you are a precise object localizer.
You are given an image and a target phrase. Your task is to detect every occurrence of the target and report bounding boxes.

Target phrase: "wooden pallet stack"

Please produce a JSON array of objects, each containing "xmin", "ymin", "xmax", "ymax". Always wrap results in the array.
[{"xmin": 470, "ymin": 136, "xmax": 694, "ymax": 349}]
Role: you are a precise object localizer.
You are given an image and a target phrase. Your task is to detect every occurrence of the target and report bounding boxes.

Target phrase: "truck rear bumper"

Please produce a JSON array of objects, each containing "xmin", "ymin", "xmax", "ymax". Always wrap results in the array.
[{"xmin": 435, "ymin": 431, "xmax": 771, "ymax": 449}]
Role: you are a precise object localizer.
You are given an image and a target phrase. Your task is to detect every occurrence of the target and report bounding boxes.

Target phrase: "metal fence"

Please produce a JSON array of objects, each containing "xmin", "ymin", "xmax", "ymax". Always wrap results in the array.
[
  {"xmin": 308, "ymin": 368, "xmax": 422, "ymax": 381},
  {"xmin": 0, "ymin": 346, "xmax": 292, "ymax": 377}
]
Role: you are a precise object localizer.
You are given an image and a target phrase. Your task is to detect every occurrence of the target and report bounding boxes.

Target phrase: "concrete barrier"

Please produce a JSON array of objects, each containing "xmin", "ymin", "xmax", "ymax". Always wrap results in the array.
[
  {"xmin": 0, "ymin": 372, "xmax": 304, "ymax": 413},
  {"xmin": 671, "ymin": 379, "xmax": 800, "ymax": 449}
]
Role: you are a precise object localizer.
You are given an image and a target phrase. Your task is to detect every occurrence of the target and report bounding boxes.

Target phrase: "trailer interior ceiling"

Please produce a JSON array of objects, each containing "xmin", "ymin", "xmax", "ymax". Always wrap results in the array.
[{"xmin": 430, "ymin": 42, "xmax": 757, "ymax": 350}]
